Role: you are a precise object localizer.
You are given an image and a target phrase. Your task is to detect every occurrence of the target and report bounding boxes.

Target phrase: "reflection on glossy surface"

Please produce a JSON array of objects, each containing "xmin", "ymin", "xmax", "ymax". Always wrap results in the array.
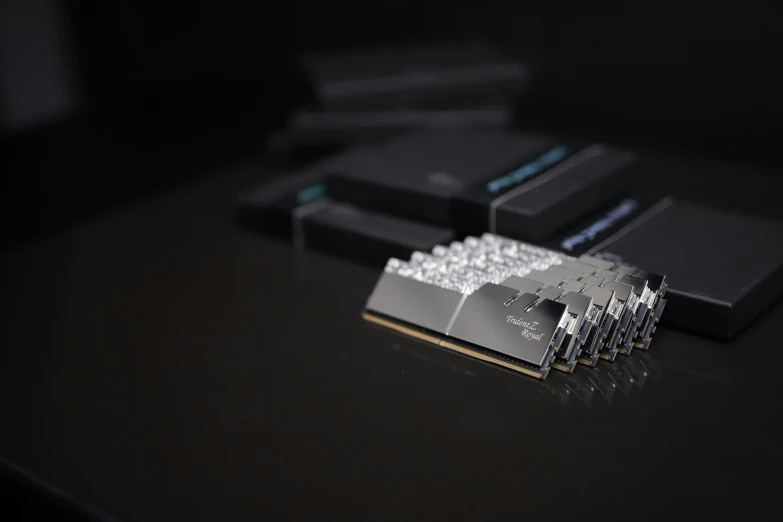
[
  {"xmin": 390, "ymin": 342, "xmax": 478, "ymax": 379},
  {"xmin": 372, "ymin": 315, "xmax": 743, "ymax": 422},
  {"xmin": 374, "ymin": 323, "xmax": 670, "ymax": 408},
  {"xmin": 2, "ymin": 158, "xmax": 782, "ymax": 520}
]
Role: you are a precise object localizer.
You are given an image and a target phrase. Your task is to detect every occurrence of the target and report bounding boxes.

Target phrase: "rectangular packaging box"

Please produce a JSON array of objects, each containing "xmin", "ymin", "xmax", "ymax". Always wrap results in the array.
[
  {"xmin": 237, "ymin": 161, "xmax": 455, "ymax": 266},
  {"xmin": 326, "ymin": 129, "xmax": 633, "ymax": 242},
  {"xmin": 301, "ymin": 41, "xmax": 530, "ymax": 111},
  {"xmin": 273, "ymin": 106, "xmax": 514, "ymax": 148},
  {"xmin": 549, "ymin": 197, "xmax": 783, "ymax": 339}
]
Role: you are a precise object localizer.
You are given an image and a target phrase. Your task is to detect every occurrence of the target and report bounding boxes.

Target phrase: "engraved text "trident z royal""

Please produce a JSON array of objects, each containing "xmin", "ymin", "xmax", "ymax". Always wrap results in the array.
[{"xmin": 506, "ymin": 315, "xmax": 546, "ymax": 341}]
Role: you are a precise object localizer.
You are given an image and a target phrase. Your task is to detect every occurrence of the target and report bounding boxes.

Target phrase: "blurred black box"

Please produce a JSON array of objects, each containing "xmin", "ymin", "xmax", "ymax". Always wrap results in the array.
[
  {"xmin": 237, "ymin": 151, "xmax": 456, "ymax": 265},
  {"xmin": 301, "ymin": 41, "xmax": 530, "ymax": 111},
  {"xmin": 326, "ymin": 129, "xmax": 632, "ymax": 242},
  {"xmin": 269, "ymin": 105, "xmax": 514, "ymax": 150},
  {"xmin": 592, "ymin": 200, "xmax": 783, "ymax": 339}
]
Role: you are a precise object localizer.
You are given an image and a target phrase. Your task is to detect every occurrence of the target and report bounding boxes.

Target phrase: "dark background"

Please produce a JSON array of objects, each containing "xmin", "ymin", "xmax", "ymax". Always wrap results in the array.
[
  {"xmin": 2, "ymin": 2, "xmax": 783, "ymax": 519},
  {"xmin": 3, "ymin": 1, "xmax": 782, "ymax": 246}
]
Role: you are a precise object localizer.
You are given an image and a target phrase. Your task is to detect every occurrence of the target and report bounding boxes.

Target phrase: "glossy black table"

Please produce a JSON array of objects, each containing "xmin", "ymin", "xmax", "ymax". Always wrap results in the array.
[{"xmin": 2, "ymin": 151, "xmax": 782, "ymax": 520}]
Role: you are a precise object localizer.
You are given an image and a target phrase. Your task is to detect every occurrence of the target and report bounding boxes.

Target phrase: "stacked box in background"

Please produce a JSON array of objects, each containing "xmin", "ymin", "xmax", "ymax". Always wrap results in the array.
[{"xmin": 267, "ymin": 41, "xmax": 530, "ymax": 153}]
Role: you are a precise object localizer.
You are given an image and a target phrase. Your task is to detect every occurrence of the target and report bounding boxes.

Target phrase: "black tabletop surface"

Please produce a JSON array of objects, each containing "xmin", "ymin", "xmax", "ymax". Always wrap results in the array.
[{"xmin": 2, "ymin": 150, "xmax": 782, "ymax": 520}]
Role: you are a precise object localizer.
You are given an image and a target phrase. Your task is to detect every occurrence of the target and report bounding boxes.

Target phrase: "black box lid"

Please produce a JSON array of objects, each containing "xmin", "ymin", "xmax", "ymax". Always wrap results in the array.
[{"xmin": 595, "ymin": 200, "xmax": 783, "ymax": 339}]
